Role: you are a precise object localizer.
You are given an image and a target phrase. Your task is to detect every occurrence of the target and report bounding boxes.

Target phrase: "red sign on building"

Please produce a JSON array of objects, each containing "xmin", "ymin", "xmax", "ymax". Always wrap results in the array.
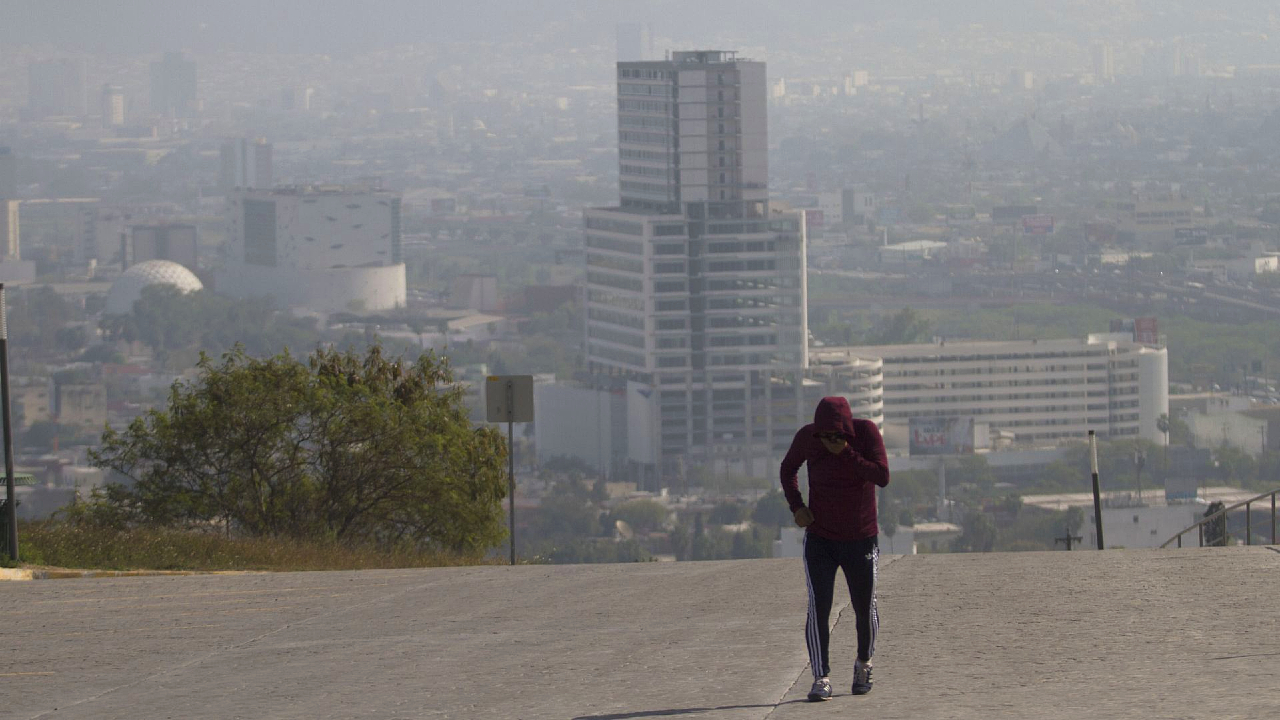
[{"xmin": 1021, "ymin": 214, "xmax": 1055, "ymax": 235}]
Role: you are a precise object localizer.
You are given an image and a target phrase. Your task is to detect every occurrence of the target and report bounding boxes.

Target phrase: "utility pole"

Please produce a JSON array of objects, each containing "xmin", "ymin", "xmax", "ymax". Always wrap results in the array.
[{"xmin": 1090, "ymin": 430, "xmax": 1105, "ymax": 550}]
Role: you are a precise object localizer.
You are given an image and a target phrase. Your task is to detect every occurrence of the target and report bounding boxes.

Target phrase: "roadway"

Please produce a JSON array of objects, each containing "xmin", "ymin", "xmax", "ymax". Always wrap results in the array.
[{"xmin": 4, "ymin": 547, "xmax": 1279, "ymax": 719}]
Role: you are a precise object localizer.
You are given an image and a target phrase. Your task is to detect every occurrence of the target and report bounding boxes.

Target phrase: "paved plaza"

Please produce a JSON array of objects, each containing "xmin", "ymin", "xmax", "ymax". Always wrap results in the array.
[{"xmin": 4, "ymin": 547, "xmax": 1279, "ymax": 719}]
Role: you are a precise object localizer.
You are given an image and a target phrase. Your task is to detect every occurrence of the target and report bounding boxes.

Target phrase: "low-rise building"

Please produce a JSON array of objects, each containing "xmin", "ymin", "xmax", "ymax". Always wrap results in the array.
[{"xmin": 838, "ymin": 334, "xmax": 1169, "ymax": 447}]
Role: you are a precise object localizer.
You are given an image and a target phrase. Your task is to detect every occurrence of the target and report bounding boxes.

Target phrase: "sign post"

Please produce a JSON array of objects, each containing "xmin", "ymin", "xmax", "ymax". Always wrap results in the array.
[
  {"xmin": 486, "ymin": 375, "xmax": 533, "ymax": 566},
  {"xmin": 0, "ymin": 284, "xmax": 16, "ymax": 562}
]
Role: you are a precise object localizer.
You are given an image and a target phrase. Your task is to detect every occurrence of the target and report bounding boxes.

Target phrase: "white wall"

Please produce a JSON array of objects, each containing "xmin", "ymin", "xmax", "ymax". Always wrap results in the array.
[
  {"xmin": 217, "ymin": 262, "xmax": 405, "ymax": 312},
  {"xmin": 1083, "ymin": 503, "xmax": 1203, "ymax": 549}
]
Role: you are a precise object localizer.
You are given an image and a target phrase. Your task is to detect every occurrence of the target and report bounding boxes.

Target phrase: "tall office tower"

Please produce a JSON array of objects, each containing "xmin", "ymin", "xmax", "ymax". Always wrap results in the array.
[
  {"xmin": 0, "ymin": 147, "xmax": 15, "ymax": 198},
  {"xmin": 101, "ymin": 84, "xmax": 125, "ymax": 127},
  {"xmin": 584, "ymin": 50, "xmax": 809, "ymax": 488},
  {"xmin": 26, "ymin": 60, "xmax": 86, "ymax": 118},
  {"xmin": 1091, "ymin": 43, "xmax": 1115, "ymax": 82},
  {"xmin": 1, "ymin": 201, "xmax": 20, "ymax": 259},
  {"xmin": 150, "ymin": 52, "xmax": 197, "ymax": 117},
  {"xmin": 616, "ymin": 23, "xmax": 653, "ymax": 62},
  {"xmin": 219, "ymin": 138, "xmax": 274, "ymax": 191}
]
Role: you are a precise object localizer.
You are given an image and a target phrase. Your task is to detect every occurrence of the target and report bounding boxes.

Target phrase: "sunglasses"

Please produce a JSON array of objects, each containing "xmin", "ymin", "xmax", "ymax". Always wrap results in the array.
[{"xmin": 816, "ymin": 432, "xmax": 843, "ymax": 442}]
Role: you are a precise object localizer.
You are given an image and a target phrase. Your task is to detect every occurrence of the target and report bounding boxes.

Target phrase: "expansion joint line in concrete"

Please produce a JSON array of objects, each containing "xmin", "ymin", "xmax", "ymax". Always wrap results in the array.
[
  {"xmin": 762, "ymin": 553, "xmax": 902, "ymax": 719},
  {"xmin": 23, "ymin": 574, "xmax": 456, "ymax": 720}
]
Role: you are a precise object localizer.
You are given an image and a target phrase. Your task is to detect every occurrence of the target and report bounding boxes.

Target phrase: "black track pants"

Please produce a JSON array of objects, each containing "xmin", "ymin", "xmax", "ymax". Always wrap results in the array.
[{"xmin": 803, "ymin": 533, "xmax": 879, "ymax": 679}]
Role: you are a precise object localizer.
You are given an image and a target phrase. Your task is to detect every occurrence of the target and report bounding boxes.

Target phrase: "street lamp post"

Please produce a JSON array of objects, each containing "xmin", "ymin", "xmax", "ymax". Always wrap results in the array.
[{"xmin": 1, "ymin": 284, "xmax": 18, "ymax": 561}]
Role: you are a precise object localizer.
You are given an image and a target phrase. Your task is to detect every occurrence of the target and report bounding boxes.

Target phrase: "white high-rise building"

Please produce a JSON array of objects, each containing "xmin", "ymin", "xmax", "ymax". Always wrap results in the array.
[
  {"xmin": 584, "ymin": 50, "xmax": 809, "ymax": 487},
  {"xmin": 1092, "ymin": 43, "xmax": 1115, "ymax": 82},
  {"xmin": 101, "ymin": 84, "xmax": 125, "ymax": 127}
]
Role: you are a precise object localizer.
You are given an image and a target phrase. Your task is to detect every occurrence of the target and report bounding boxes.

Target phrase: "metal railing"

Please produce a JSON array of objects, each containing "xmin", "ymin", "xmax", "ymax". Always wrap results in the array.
[{"xmin": 1159, "ymin": 488, "xmax": 1280, "ymax": 549}]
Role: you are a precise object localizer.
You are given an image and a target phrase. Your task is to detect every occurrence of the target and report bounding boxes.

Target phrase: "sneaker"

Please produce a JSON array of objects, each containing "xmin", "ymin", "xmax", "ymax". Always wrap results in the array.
[
  {"xmin": 807, "ymin": 676, "xmax": 832, "ymax": 702},
  {"xmin": 852, "ymin": 660, "xmax": 873, "ymax": 695}
]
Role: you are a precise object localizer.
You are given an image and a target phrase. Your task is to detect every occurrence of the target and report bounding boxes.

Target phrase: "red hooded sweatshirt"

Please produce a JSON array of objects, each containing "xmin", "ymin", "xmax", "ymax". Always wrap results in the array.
[{"xmin": 780, "ymin": 396, "xmax": 890, "ymax": 541}]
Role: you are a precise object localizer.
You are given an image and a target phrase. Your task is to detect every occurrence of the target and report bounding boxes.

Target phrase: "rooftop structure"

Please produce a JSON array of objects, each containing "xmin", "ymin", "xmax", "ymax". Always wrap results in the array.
[{"xmin": 104, "ymin": 259, "xmax": 203, "ymax": 314}]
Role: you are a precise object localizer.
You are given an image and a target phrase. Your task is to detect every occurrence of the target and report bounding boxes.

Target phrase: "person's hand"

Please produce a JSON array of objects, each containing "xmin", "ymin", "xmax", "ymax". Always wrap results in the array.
[
  {"xmin": 816, "ymin": 431, "xmax": 847, "ymax": 455},
  {"xmin": 793, "ymin": 506, "xmax": 815, "ymax": 528}
]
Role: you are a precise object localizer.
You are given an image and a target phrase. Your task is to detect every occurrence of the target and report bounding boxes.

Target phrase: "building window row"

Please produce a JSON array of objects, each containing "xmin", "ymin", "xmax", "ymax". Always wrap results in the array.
[
  {"xmin": 587, "ymin": 271, "xmax": 643, "ymax": 292},
  {"xmin": 707, "ymin": 239, "xmax": 774, "ymax": 253},
  {"xmin": 620, "ymin": 180, "xmax": 673, "ymax": 196},
  {"xmin": 589, "ymin": 343, "xmax": 644, "ymax": 368},
  {"xmin": 887, "ymin": 351, "xmax": 1108, "ymax": 365},
  {"xmin": 588, "ymin": 325, "xmax": 646, "ymax": 349},
  {"xmin": 586, "ymin": 234, "xmax": 643, "ymax": 255},
  {"xmin": 587, "ymin": 253, "xmax": 643, "ymax": 274},
  {"xmin": 706, "ymin": 259, "xmax": 777, "ymax": 272},
  {"xmin": 618, "ymin": 82, "xmax": 674, "ymax": 97},
  {"xmin": 620, "ymin": 164, "xmax": 673, "ymax": 178},
  {"xmin": 618, "ymin": 99, "xmax": 671, "ymax": 113},
  {"xmin": 585, "ymin": 217, "xmax": 644, "ymax": 235},
  {"xmin": 619, "ymin": 69, "xmax": 672, "ymax": 80},
  {"xmin": 618, "ymin": 130, "xmax": 671, "ymax": 145},
  {"xmin": 588, "ymin": 307, "xmax": 645, "ymax": 330},
  {"xmin": 588, "ymin": 289, "xmax": 644, "ymax": 311},
  {"xmin": 620, "ymin": 148, "xmax": 672, "ymax": 162},
  {"xmin": 708, "ymin": 334, "xmax": 777, "ymax": 348},
  {"xmin": 620, "ymin": 115, "xmax": 673, "ymax": 129}
]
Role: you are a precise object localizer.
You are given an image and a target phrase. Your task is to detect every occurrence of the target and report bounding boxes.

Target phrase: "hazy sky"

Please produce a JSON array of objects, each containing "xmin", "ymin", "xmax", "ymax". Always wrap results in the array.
[{"xmin": 6, "ymin": 1, "xmax": 1276, "ymax": 54}]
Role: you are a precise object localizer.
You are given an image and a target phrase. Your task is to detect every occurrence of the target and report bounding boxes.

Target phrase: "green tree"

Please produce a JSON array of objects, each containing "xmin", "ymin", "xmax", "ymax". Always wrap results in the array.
[
  {"xmin": 610, "ymin": 499, "xmax": 669, "ymax": 534},
  {"xmin": 87, "ymin": 346, "xmax": 508, "ymax": 553},
  {"xmin": 708, "ymin": 501, "xmax": 748, "ymax": 525},
  {"xmin": 868, "ymin": 307, "xmax": 933, "ymax": 345},
  {"xmin": 751, "ymin": 489, "xmax": 793, "ymax": 528},
  {"xmin": 952, "ymin": 512, "xmax": 998, "ymax": 553}
]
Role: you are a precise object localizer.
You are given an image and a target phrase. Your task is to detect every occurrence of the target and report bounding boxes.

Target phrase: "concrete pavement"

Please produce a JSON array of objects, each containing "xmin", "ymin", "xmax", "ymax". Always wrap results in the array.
[{"xmin": 4, "ymin": 547, "xmax": 1278, "ymax": 719}]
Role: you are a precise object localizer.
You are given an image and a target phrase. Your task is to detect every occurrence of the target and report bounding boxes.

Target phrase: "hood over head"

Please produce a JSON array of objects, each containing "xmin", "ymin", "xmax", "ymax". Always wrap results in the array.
[{"xmin": 812, "ymin": 396, "xmax": 857, "ymax": 440}]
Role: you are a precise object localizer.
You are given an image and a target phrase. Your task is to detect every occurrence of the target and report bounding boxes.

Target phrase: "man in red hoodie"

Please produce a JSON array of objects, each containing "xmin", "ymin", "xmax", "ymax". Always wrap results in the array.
[{"xmin": 780, "ymin": 396, "xmax": 890, "ymax": 701}]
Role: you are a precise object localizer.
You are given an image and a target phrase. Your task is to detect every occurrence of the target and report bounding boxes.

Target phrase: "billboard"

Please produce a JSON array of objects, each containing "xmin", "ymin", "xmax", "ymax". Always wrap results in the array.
[
  {"xmin": 1021, "ymin": 214, "xmax": 1055, "ymax": 235},
  {"xmin": 1174, "ymin": 227, "xmax": 1209, "ymax": 245},
  {"xmin": 1133, "ymin": 317, "xmax": 1159, "ymax": 345},
  {"xmin": 909, "ymin": 416, "xmax": 977, "ymax": 456},
  {"xmin": 1111, "ymin": 317, "xmax": 1159, "ymax": 344}
]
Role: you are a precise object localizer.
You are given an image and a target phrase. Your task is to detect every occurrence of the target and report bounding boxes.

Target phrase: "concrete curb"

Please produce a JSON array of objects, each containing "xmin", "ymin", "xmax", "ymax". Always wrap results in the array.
[{"xmin": 0, "ymin": 567, "xmax": 264, "ymax": 581}]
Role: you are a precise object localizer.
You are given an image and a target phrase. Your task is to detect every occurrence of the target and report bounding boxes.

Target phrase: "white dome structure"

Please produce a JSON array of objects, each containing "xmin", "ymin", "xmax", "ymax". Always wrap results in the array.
[{"xmin": 105, "ymin": 260, "xmax": 203, "ymax": 314}]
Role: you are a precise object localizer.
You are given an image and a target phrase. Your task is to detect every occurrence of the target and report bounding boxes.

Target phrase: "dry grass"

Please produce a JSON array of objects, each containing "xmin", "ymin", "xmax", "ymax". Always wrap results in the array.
[{"xmin": 14, "ymin": 520, "xmax": 499, "ymax": 572}]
